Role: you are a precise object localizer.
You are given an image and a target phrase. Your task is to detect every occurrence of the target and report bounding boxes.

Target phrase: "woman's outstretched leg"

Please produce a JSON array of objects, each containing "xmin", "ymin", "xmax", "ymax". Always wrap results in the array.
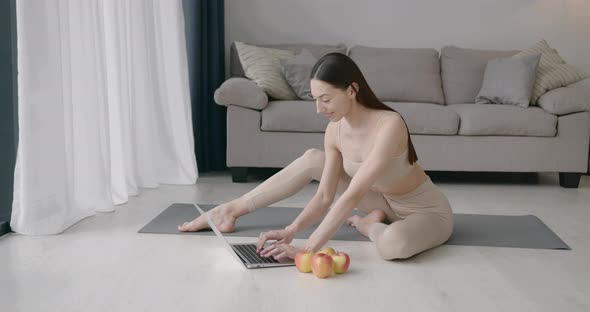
[
  {"xmin": 178, "ymin": 148, "xmax": 395, "ymax": 232},
  {"xmin": 178, "ymin": 148, "xmax": 327, "ymax": 232}
]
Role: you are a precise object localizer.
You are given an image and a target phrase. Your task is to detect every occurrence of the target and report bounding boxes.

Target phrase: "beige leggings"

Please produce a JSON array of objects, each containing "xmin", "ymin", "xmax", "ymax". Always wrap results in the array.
[{"xmin": 241, "ymin": 148, "xmax": 454, "ymax": 260}]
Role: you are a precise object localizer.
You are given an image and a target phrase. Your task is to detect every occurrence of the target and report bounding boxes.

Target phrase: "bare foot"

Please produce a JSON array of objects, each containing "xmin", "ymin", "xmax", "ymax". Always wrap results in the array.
[
  {"xmin": 346, "ymin": 209, "xmax": 387, "ymax": 237},
  {"xmin": 177, "ymin": 204, "xmax": 238, "ymax": 233}
]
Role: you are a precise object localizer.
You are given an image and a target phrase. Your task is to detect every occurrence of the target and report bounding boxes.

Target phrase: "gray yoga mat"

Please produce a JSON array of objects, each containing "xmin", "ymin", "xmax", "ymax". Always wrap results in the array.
[{"xmin": 138, "ymin": 203, "xmax": 571, "ymax": 250}]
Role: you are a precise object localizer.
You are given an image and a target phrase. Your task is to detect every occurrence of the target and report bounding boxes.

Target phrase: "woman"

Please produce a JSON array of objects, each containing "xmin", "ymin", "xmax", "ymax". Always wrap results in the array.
[{"xmin": 178, "ymin": 53, "xmax": 454, "ymax": 261}]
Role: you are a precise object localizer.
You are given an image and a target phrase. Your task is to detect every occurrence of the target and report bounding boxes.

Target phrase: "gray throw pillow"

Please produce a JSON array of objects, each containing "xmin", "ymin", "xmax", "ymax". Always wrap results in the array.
[
  {"xmin": 280, "ymin": 49, "xmax": 318, "ymax": 100},
  {"xmin": 475, "ymin": 53, "xmax": 542, "ymax": 108}
]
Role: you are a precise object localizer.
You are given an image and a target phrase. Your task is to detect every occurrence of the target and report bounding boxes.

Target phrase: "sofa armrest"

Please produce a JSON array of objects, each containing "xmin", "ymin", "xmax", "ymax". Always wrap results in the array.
[
  {"xmin": 537, "ymin": 78, "xmax": 590, "ymax": 115},
  {"xmin": 214, "ymin": 78, "xmax": 269, "ymax": 110}
]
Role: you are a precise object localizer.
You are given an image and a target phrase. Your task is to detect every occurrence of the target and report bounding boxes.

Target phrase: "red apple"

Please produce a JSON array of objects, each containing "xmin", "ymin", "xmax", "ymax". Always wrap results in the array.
[
  {"xmin": 311, "ymin": 253, "xmax": 333, "ymax": 278},
  {"xmin": 318, "ymin": 247, "xmax": 336, "ymax": 256},
  {"xmin": 294, "ymin": 251, "xmax": 314, "ymax": 273},
  {"xmin": 332, "ymin": 252, "xmax": 350, "ymax": 274}
]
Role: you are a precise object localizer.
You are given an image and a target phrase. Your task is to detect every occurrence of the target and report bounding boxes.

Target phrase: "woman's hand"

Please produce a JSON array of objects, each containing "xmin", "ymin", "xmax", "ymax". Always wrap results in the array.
[
  {"xmin": 259, "ymin": 243, "xmax": 302, "ymax": 260},
  {"xmin": 255, "ymin": 226, "xmax": 297, "ymax": 253}
]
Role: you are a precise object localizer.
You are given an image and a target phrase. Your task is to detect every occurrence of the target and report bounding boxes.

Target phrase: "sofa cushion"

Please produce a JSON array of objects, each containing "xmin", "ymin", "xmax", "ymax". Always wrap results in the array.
[
  {"xmin": 261, "ymin": 101, "xmax": 329, "ymax": 132},
  {"xmin": 448, "ymin": 104, "xmax": 557, "ymax": 137},
  {"xmin": 385, "ymin": 102, "xmax": 459, "ymax": 135},
  {"xmin": 261, "ymin": 101, "xmax": 459, "ymax": 135},
  {"xmin": 234, "ymin": 42, "xmax": 298, "ymax": 100},
  {"xmin": 349, "ymin": 45, "xmax": 445, "ymax": 104},
  {"xmin": 230, "ymin": 42, "xmax": 347, "ymax": 78},
  {"xmin": 475, "ymin": 53, "xmax": 542, "ymax": 108},
  {"xmin": 441, "ymin": 46, "xmax": 520, "ymax": 104},
  {"xmin": 514, "ymin": 39, "xmax": 589, "ymax": 105},
  {"xmin": 280, "ymin": 49, "xmax": 317, "ymax": 100}
]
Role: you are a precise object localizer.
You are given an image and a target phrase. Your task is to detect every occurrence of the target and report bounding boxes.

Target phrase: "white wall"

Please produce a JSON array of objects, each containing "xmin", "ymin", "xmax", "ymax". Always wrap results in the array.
[{"xmin": 225, "ymin": 0, "xmax": 590, "ymax": 77}]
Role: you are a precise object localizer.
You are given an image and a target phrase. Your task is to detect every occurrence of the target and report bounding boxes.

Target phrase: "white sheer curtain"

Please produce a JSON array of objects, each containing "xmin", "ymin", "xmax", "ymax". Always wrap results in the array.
[{"xmin": 11, "ymin": 0, "xmax": 198, "ymax": 235}]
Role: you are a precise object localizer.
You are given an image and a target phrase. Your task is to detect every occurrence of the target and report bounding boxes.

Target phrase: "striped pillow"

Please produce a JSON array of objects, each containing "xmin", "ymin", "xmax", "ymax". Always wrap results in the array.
[
  {"xmin": 514, "ymin": 39, "xmax": 588, "ymax": 105},
  {"xmin": 234, "ymin": 41, "xmax": 298, "ymax": 100}
]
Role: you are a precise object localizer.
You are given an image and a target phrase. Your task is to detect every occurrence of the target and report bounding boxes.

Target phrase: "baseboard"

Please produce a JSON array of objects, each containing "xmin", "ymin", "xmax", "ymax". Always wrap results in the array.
[{"xmin": 0, "ymin": 221, "xmax": 11, "ymax": 237}]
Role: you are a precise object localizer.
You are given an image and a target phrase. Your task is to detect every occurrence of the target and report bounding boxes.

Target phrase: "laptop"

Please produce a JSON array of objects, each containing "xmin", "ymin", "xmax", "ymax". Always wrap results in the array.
[{"xmin": 193, "ymin": 203, "xmax": 296, "ymax": 269}]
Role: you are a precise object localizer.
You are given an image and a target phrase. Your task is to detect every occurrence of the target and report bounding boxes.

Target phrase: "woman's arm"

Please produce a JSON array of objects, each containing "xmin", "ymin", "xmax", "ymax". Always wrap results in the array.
[
  {"xmin": 302, "ymin": 114, "xmax": 408, "ymax": 252},
  {"xmin": 285, "ymin": 194, "xmax": 331, "ymax": 234},
  {"xmin": 287, "ymin": 122, "xmax": 343, "ymax": 234},
  {"xmin": 301, "ymin": 192, "xmax": 359, "ymax": 252}
]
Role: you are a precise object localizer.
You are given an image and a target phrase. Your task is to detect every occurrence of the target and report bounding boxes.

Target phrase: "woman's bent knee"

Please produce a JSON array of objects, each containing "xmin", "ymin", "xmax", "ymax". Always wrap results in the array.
[
  {"xmin": 374, "ymin": 223, "xmax": 450, "ymax": 260},
  {"xmin": 374, "ymin": 226, "xmax": 413, "ymax": 260},
  {"xmin": 376, "ymin": 235, "xmax": 413, "ymax": 260},
  {"xmin": 303, "ymin": 148, "xmax": 325, "ymax": 180},
  {"xmin": 303, "ymin": 148, "xmax": 325, "ymax": 163}
]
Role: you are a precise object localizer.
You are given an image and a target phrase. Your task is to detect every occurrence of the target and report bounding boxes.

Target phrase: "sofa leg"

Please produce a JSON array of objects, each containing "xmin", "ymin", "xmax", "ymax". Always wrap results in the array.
[
  {"xmin": 231, "ymin": 167, "xmax": 248, "ymax": 183},
  {"xmin": 559, "ymin": 172, "xmax": 581, "ymax": 188}
]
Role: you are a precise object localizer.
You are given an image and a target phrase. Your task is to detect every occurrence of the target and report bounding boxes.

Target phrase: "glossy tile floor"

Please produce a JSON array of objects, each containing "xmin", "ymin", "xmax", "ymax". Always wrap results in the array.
[{"xmin": 1, "ymin": 170, "xmax": 589, "ymax": 312}]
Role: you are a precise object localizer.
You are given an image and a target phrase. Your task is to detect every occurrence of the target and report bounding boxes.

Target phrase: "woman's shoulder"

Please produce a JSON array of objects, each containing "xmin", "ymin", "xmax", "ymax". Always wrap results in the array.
[
  {"xmin": 324, "ymin": 120, "xmax": 340, "ymax": 143},
  {"xmin": 376, "ymin": 110, "xmax": 404, "ymax": 127},
  {"xmin": 375, "ymin": 110, "xmax": 408, "ymax": 142}
]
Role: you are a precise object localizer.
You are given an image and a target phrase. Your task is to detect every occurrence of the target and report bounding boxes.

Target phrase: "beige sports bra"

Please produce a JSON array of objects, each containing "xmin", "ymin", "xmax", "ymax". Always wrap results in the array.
[{"xmin": 338, "ymin": 112, "xmax": 415, "ymax": 189}]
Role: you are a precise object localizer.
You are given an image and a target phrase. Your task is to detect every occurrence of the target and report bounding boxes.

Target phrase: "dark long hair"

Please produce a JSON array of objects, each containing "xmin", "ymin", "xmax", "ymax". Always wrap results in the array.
[{"xmin": 310, "ymin": 52, "xmax": 418, "ymax": 165}]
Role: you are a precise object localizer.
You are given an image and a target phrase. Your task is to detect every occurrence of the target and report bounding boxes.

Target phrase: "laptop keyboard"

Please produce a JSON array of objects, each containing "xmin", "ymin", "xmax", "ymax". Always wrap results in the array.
[{"xmin": 232, "ymin": 244, "xmax": 280, "ymax": 264}]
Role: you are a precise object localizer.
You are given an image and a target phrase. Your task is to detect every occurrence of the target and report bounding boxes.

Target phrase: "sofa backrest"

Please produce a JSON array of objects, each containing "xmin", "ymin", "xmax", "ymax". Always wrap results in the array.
[
  {"xmin": 349, "ymin": 45, "xmax": 445, "ymax": 104},
  {"xmin": 229, "ymin": 42, "xmax": 347, "ymax": 78},
  {"xmin": 229, "ymin": 42, "xmax": 525, "ymax": 105},
  {"xmin": 441, "ymin": 46, "xmax": 520, "ymax": 104}
]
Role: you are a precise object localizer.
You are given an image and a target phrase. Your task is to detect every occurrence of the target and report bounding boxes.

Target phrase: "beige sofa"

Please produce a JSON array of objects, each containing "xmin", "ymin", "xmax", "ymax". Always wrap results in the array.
[{"xmin": 214, "ymin": 42, "xmax": 590, "ymax": 188}]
